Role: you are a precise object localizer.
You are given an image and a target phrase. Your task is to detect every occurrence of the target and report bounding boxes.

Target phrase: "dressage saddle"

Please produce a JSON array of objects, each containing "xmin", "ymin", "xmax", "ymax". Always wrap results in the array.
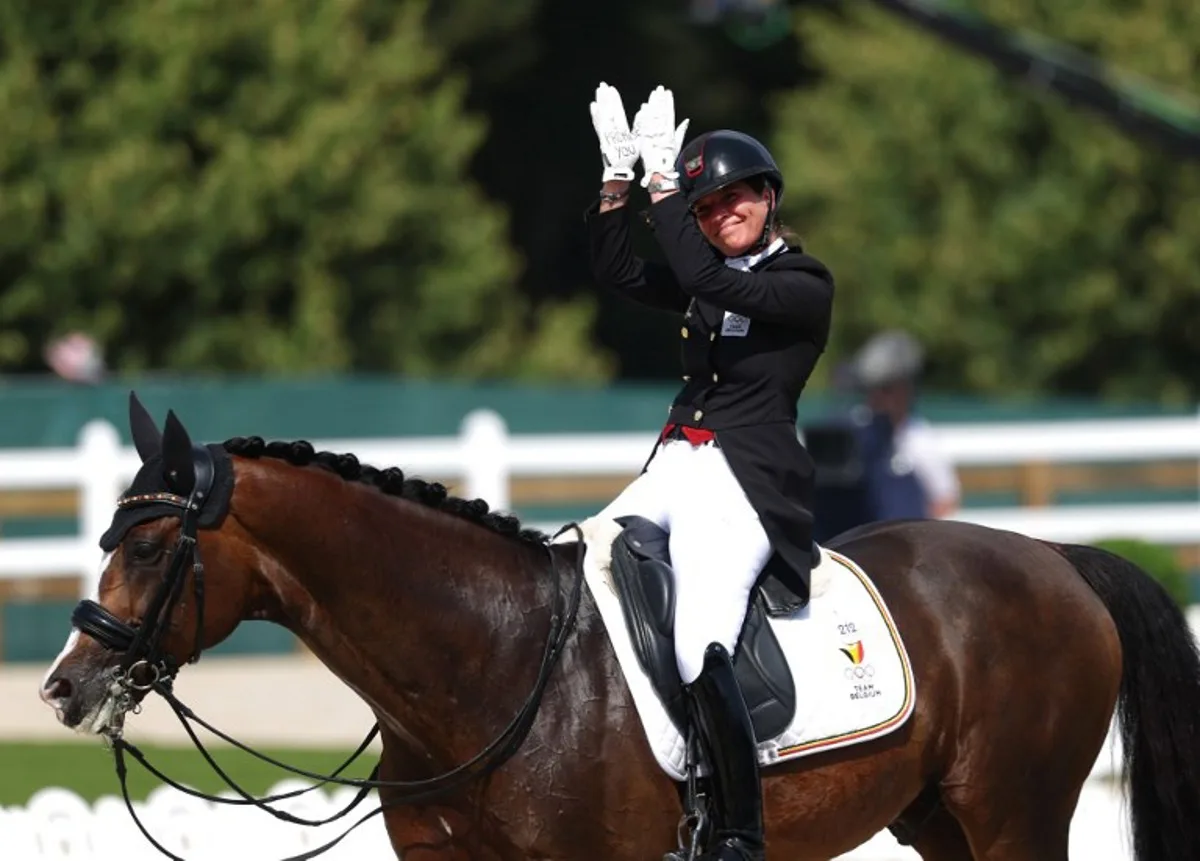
[{"xmin": 608, "ymin": 515, "xmax": 797, "ymax": 741}]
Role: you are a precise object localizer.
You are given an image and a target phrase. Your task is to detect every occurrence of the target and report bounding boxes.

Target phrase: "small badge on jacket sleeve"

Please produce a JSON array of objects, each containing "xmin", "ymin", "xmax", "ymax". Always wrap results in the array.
[{"xmin": 721, "ymin": 312, "xmax": 751, "ymax": 337}]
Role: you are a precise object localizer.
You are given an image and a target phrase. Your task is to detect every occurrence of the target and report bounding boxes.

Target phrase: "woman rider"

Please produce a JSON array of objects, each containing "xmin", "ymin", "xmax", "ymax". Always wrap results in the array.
[{"xmin": 584, "ymin": 82, "xmax": 835, "ymax": 861}]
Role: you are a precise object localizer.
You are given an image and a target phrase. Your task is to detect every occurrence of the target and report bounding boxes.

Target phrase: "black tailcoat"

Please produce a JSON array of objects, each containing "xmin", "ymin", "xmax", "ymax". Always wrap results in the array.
[{"xmin": 586, "ymin": 193, "xmax": 835, "ymax": 602}]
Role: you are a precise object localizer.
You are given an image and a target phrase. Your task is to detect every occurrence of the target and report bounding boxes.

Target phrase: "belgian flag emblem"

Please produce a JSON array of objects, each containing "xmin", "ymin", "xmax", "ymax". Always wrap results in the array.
[{"xmin": 840, "ymin": 640, "xmax": 865, "ymax": 665}]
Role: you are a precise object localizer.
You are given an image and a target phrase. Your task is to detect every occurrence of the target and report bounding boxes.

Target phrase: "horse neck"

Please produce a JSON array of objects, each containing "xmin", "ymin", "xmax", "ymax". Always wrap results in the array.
[{"xmin": 235, "ymin": 458, "xmax": 557, "ymax": 763}]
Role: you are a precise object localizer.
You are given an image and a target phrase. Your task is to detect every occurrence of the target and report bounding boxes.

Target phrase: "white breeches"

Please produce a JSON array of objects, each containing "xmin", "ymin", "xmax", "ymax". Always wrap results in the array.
[{"xmin": 596, "ymin": 439, "xmax": 774, "ymax": 684}]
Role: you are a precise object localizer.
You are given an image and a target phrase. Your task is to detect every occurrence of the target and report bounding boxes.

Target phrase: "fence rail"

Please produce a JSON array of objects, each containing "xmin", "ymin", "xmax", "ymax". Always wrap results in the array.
[
  {"xmin": 0, "ymin": 777, "xmax": 1134, "ymax": 860},
  {"xmin": 0, "ymin": 410, "xmax": 1196, "ymax": 599}
]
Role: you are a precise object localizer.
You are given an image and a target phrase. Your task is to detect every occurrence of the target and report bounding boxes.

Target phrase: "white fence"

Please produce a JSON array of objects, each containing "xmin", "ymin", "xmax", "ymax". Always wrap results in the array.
[
  {"xmin": 2, "ymin": 777, "xmax": 1134, "ymax": 860},
  {"xmin": 0, "ymin": 409, "xmax": 1197, "ymax": 599},
  {"xmin": 3, "ymin": 781, "xmax": 392, "ymax": 861}
]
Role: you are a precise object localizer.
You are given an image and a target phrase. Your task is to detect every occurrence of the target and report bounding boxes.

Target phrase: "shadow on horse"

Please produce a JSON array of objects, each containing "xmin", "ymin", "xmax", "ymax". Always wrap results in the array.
[{"xmin": 39, "ymin": 395, "xmax": 1200, "ymax": 860}]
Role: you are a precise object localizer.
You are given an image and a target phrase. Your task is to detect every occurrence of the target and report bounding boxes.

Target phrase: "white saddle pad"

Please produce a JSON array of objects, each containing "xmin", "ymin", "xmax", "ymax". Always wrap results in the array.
[{"xmin": 555, "ymin": 518, "xmax": 917, "ymax": 782}]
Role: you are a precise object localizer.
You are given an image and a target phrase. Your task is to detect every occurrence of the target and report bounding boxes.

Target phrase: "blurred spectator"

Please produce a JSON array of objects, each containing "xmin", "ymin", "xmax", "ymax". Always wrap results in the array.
[
  {"xmin": 805, "ymin": 329, "xmax": 961, "ymax": 543},
  {"xmin": 43, "ymin": 332, "xmax": 107, "ymax": 384},
  {"xmin": 849, "ymin": 329, "xmax": 960, "ymax": 519}
]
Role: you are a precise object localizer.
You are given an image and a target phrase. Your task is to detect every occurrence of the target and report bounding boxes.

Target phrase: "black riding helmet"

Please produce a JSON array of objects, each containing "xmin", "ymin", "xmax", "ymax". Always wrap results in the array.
[
  {"xmin": 675, "ymin": 130, "xmax": 785, "ymax": 253},
  {"xmin": 676, "ymin": 130, "xmax": 785, "ymax": 207}
]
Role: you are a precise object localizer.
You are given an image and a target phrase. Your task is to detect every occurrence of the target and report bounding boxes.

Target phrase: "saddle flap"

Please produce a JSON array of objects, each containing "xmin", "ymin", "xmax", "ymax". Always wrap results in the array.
[
  {"xmin": 611, "ymin": 517, "xmax": 688, "ymax": 731},
  {"xmin": 733, "ymin": 596, "xmax": 796, "ymax": 741},
  {"xmin": 617, "ymin": 516, "xmax": 675, "ymax": 635},
  {"xmin": 609, "ymin": 517, "xmax": 796, "ymax": 743}
]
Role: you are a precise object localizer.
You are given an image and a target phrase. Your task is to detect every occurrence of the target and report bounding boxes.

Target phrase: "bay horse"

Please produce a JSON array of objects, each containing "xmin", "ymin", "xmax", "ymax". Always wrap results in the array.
[{"xmin": 38, "ymin": 395, "xmax": 1200, "ymax": 861}]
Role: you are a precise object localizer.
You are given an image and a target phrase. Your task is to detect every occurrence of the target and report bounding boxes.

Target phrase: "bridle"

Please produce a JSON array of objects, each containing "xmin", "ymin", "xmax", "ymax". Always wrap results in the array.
[
  {"xmin": 71, "ymin": 442, "xmax": 218, "ymax": 697},
  {"xmin": 66, "ymin": 443, "xmax": 586, "ymax": 861}
]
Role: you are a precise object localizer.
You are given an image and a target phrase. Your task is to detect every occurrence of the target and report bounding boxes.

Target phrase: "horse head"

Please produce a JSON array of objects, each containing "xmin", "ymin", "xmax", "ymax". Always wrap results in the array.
[
  {"xmin": 40, "ymin": 391, "xmax": 257, "ymax": 736},
  {"xmin": 34, "ymin": 395, "xmax": 631, "ymax": 860}
]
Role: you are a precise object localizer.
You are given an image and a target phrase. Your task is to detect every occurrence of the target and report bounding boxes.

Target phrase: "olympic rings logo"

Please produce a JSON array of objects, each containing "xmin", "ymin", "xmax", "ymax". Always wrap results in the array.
[{"xmin": 844, "ymin": 664, "xmax": 876, "ymax": 680}]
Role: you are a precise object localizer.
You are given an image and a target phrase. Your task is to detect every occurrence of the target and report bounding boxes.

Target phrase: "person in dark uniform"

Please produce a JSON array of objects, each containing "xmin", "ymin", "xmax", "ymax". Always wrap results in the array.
[
  {"xmin": 850, "ymin": 330, "xmax": 961, "ymax": 520},
  {"xmin": 585, "ymin": 82, "xmax": 835, "ymax": 861}
]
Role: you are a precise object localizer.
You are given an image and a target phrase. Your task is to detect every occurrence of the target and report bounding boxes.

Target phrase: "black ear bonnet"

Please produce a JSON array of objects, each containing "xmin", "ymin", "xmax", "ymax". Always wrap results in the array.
[
  {"xmin": 98, "ymin": 392, "xmax": 235, "ymax": 552},
  {"xmin": 99, "ymin": 445, "xmax": 234, "ymax": 552}
]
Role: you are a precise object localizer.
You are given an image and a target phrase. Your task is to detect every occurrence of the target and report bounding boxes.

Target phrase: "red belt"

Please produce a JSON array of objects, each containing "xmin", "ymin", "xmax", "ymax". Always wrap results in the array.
[{"xmin": 661, "ymin": 423, "xmax": 717, "ymax": 445}]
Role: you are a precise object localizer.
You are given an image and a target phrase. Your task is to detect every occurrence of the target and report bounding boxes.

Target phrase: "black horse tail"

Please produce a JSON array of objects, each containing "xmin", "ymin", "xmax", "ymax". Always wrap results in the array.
[{"xmin": 1051, "ymin": 541, "xmax": 1200, "ymax": 861}]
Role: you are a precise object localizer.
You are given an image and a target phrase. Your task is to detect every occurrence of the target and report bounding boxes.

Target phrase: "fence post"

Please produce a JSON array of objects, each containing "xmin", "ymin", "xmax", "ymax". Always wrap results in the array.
[
  {"xmin": 460, "ymin": 409, "xmax": 511, "ymax": 513},
  {"xmin": 78, "ymin": 420, "xmax": 123, "ymax": 599}
]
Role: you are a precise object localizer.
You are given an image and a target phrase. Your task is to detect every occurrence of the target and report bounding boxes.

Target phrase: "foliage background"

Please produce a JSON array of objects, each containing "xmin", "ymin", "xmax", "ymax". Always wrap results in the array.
[{"xmin": 0, "ymin": 0, "xmax": 1195, "ymax": 402}]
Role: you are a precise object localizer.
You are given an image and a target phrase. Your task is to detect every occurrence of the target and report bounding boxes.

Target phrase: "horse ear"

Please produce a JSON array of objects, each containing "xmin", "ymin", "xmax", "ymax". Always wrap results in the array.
[
  {"xmin": 161, "ymin": 409, "xmax": 196, "ymax": 497},
  {"xmin": 128, "ymin": 391, "xmax": 162, "ymax": 463}
]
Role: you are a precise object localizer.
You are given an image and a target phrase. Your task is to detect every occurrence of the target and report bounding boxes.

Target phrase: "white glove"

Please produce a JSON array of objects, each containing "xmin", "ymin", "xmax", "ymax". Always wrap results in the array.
[
  {"xmin": 589, "ymin": 82, "xmax": 639, "ymax": 183},
  {"xmin": 632, "ymin": 85, "xmax": 690, "ymax": 188}
]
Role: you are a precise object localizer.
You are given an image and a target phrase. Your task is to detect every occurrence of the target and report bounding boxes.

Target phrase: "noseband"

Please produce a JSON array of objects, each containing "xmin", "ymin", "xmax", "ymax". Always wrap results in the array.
[{"xmin": 70, "ymin": 443, "xmax": 217, "ymax": 693}]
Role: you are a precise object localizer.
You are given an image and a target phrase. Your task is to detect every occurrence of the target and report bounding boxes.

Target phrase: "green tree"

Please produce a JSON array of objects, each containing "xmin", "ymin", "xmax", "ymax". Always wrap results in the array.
[
  {"xmin": 771, "ymin": 1, "xmax": 1200, "ymax": 402},
  {"xmin": 0, "ymin": 0, "xmax": 611, "ymax": 380},
  {"xmin": 425, "ymin": 0, "xmax": 815, "ymax": 380}
]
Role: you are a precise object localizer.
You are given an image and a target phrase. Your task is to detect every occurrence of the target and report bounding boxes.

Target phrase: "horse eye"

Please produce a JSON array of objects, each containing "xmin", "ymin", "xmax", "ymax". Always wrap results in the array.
[{"xmin": 129, "ymin": 540, "xmax": 162, "ymax": 563}]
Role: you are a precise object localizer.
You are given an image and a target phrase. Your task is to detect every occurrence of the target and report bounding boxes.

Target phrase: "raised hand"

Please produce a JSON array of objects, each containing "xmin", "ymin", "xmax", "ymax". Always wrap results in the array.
[
  {"xmin": 632, "ymin": 85, "xmax": 690, "ymax": 188},
  {"xmin": 589, "ymin": 82, "xmax": 640, "ymax": 183}
]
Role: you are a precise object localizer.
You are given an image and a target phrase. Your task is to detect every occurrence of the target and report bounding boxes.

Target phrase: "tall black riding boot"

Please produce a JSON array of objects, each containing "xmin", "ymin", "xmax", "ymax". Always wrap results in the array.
[{"xmin": 685, "ymin": 642, "xmax": 766, "ymax": 861}]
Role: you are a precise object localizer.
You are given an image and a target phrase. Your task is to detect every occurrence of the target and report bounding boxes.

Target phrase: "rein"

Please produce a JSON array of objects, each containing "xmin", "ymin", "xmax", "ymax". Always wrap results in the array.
[{"xmin": 71, "ymin": 449, "xmax": 585, "ymax": 860}]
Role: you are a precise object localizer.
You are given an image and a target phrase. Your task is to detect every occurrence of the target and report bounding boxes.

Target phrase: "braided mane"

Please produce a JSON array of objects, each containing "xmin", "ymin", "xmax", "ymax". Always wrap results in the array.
[{"xmin": 221, "ymin": 436, "xmax": 549, "ymax": 546}]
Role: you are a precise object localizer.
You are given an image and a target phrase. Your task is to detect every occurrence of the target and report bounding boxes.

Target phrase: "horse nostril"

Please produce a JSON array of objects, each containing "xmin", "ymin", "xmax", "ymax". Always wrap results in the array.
[{"xmin": 40, "ymin": 676, "xmax": 73, "ymax": 705}]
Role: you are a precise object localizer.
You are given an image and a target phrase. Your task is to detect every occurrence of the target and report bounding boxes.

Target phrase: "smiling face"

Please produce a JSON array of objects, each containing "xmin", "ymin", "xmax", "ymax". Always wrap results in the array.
[{"xmin": 691, "ymin": 179, "xmax": 775, "ymax": 257}]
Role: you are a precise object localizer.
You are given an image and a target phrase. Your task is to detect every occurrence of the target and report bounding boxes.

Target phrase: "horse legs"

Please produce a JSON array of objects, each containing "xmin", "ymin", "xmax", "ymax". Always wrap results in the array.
[
  {"xmin": 376, "ymin": 735, "xmax": 503, "ymax": 860},
  {"xmin": 929, "ymin": 538, "xmax": 1121, "ymax": 861},
  {"xmin": 381, "ymin": 807, "xmax": 470, "ymax": 859},
  {"xmin": 953, "ymin": 825, "xmax": 1069, "ymax": 861},
  {"xmin": 909, "ymin": 805, "xmax": 975, "ymax": 861},
  {"xmin": 940, "ymin": 777, "xmax": 1075, "ymax": 861},
  {"xmin": 915, "ymin": 810, "xmax": 1070, "ymax": 861},
  {"xmin": 934, "ymin": 653, "xmax": 1111, "ymax": 861},
  {"xmin": 381, "ymin": 806, "xmax": 501, "ymax": 860}
]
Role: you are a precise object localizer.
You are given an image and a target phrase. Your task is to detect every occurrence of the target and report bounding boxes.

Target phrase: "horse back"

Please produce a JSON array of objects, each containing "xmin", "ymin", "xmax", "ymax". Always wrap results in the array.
[{"xmin": 826, "ymin": 519, "xmax": 1121, "ymax": 766}]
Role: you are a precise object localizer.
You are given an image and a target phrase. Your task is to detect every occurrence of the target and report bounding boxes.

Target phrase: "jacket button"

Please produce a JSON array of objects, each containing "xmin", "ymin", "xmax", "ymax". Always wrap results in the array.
[
  {"xmin": 693, "ymin": 410, "xmax": 703, "ymax": 422},
  {"xmin": 682, "ymin": 375, "xmax": 691, "ymax": 382},
  {"xmin": 709, "ymin": 332, "xmax": 716, "ymax": 341},
  {"xmin": 712, "ymin": 373, "xmax": 719, "ymax": 382},
  {"xmin": 681, "ymin": 327, "xmax": 689, "ymax": 339}
]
